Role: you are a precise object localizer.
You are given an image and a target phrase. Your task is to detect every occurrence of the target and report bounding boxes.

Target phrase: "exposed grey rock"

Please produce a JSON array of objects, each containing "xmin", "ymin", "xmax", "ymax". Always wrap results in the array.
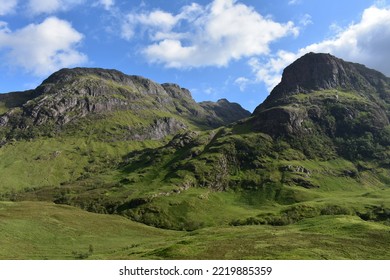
[
  {"xmin": 199, "ymin": 98, "xmax": 251, "ymax": 126},
  {"xmin": 256, "ymin": 52, "xmax": 390, "ymax": 111},
  {"xmin": 0, "ymin": 68, "xmax": 250, "ymax": 140},
  {"xmin": 168, "ymin": 131, "xmax": 200, "ymax": 149},
  {"xmin": 252, "ymin": 53, "xmax": 390, "ymax": 138},
  {"xmin": 252, "ymin": 106, "xmax": 308, "ymax": 136},
  {"xmin": 129, "ymin": 117, "xmax": 187, "ymax": 141},
  {"xmin": 280, "ymin": 165, "xmax": 311, "ymax": 175},
  {"xmin": 161, "ymin": 83, "xmax": 192, "ymax": 99}
]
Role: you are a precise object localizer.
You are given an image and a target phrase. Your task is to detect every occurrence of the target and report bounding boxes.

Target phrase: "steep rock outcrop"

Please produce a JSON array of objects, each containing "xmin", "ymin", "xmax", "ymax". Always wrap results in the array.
[{"xmin": 199, "ymin": 99, "xmax": 251, "ymax": 125}]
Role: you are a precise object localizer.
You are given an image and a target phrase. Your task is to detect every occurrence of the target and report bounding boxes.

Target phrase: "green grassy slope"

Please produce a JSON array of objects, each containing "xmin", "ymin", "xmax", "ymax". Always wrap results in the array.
[
  {"xmin": 0, "ymin": 201, "xmax": 183, "ymax": 259},
  {"xmin": 1, "ymin": 201, "xmax": 389, "ymax": 259}
]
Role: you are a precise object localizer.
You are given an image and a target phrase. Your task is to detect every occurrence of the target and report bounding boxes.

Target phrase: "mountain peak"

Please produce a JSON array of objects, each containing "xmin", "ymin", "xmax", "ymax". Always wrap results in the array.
[
  {"xmin": 42, "ymin": 67, "xmax": 130, "ymax": 83},
  {"xmin": 273, "ymin": 52, "xmax": 377, "ymax": 94},
  {"xmin": 256, "ymin": 52, "xmax": 390, "ymax": 112}
]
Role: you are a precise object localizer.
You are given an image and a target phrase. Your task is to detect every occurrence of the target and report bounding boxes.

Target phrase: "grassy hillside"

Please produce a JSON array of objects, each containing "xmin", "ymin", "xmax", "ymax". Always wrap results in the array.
[
  {"xmin": 1, "ymin": 109, "xmax": 389, "ymax": 259},
  {"xmin": 0, "ymin": 201, "xmax": 182, "ymax": 259},
  {"xmin": 1, "ymin": 201, "xmax": 389, "ymax": 259}
]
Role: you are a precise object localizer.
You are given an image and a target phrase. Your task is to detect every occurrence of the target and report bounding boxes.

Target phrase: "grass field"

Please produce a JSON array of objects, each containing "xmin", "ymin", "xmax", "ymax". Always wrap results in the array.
[
  {"xmin": 0, "ymin": 201, "xmax": 389, "ymax": 260},
  {"xmin": 0, "ymin": 201, "xmax": 183, "ymax": 259}
]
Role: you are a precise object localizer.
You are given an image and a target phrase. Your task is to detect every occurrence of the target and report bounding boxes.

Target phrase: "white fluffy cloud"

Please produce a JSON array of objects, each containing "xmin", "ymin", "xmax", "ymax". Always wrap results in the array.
[
  {"xmin": 122, "ymin": 9, "xmax": 180, "ymax": 40},
  {"xmin": 27, "ymin": 0, "xmax": 84, "ymax": 15},
  {"xmin": 244, "ymin": 5, "xmax": 390, "ymax": 92},
  {"xmin": 0, "ymin": 0, "xmax": 17, "ymax": 15},
  {"xmin": 121, "ymin": 3, "xmax": 202, "ymax": 41},
  {"xmin": 122, "ymin": 0, "xmax": 298, "ymax": 68},
  {"xmin": 0, "ymin": 17, "xmax": 87, "ymax": 76},
  {"xmin": 235, "ymin": 50, "xmax": 297, "ymax": 92},
  {"xmin": 301, "ymin": 6, "xmax": 390, "ymax": 75}
]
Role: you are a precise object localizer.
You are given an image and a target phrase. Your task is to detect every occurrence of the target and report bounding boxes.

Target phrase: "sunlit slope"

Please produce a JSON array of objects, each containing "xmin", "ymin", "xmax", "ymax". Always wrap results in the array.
[{"xmin": 1, "ymin": 201, "xmax": 389, "ymax": 260}]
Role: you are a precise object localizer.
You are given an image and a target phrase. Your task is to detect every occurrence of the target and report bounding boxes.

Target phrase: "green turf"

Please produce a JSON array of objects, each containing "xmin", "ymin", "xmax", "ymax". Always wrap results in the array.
[{"xmin": 1, "ymin": 201, "xmax": 389, "ymax": 260}]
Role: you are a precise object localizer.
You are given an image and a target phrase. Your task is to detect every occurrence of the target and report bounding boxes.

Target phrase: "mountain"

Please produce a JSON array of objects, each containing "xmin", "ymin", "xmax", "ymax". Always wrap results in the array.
[
  {"xmin": 0, "ymin": 67, "xmax": 250, "ymax": 142},
  {"xmin": 0, "ymin": 67, "xmax": 249, "ymax": 195},
  {"xmin": 249, "ymin": 52, "xmax": 390, "ymax": 159},
  {"xmin": 1, "ymin": 53, "xmax": 390, "ymax": 260}
]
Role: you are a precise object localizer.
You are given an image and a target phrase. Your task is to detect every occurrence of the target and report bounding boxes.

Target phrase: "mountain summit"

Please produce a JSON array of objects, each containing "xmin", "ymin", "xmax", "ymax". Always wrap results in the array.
[{"xmin": 256, "ymin": 52, "xmax": 390, "ymax": 112}]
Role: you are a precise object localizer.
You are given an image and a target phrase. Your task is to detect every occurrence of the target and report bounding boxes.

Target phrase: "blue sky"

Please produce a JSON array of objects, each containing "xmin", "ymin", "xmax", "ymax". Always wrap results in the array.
[{"xmin": 1, "ymin": 0, "xmax": 390, "ymax": 112}]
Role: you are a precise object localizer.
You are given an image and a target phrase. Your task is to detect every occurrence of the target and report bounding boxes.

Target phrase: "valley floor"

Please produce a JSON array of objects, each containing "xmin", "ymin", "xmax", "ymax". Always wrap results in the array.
[{"xmin": 1, "ymin": 201, "xmax": 389, "ymax": 260}]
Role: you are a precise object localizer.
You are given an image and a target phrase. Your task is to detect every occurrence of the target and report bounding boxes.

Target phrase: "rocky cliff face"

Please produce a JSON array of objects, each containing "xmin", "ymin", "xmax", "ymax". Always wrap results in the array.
[
  {"xmin": 251, "ymin": 53, "xmax": 390, "ymax": 144},
  {"xmin": 219, "ymin": 52, "xmax": 390, "ymax": 161},
  {"xmin": 199, "ymin": 99, "xmax": 251, "ymax": 126},
  {"xmin": 0, "ymin": 68, "xmax": 250, "ymax": 140}
]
